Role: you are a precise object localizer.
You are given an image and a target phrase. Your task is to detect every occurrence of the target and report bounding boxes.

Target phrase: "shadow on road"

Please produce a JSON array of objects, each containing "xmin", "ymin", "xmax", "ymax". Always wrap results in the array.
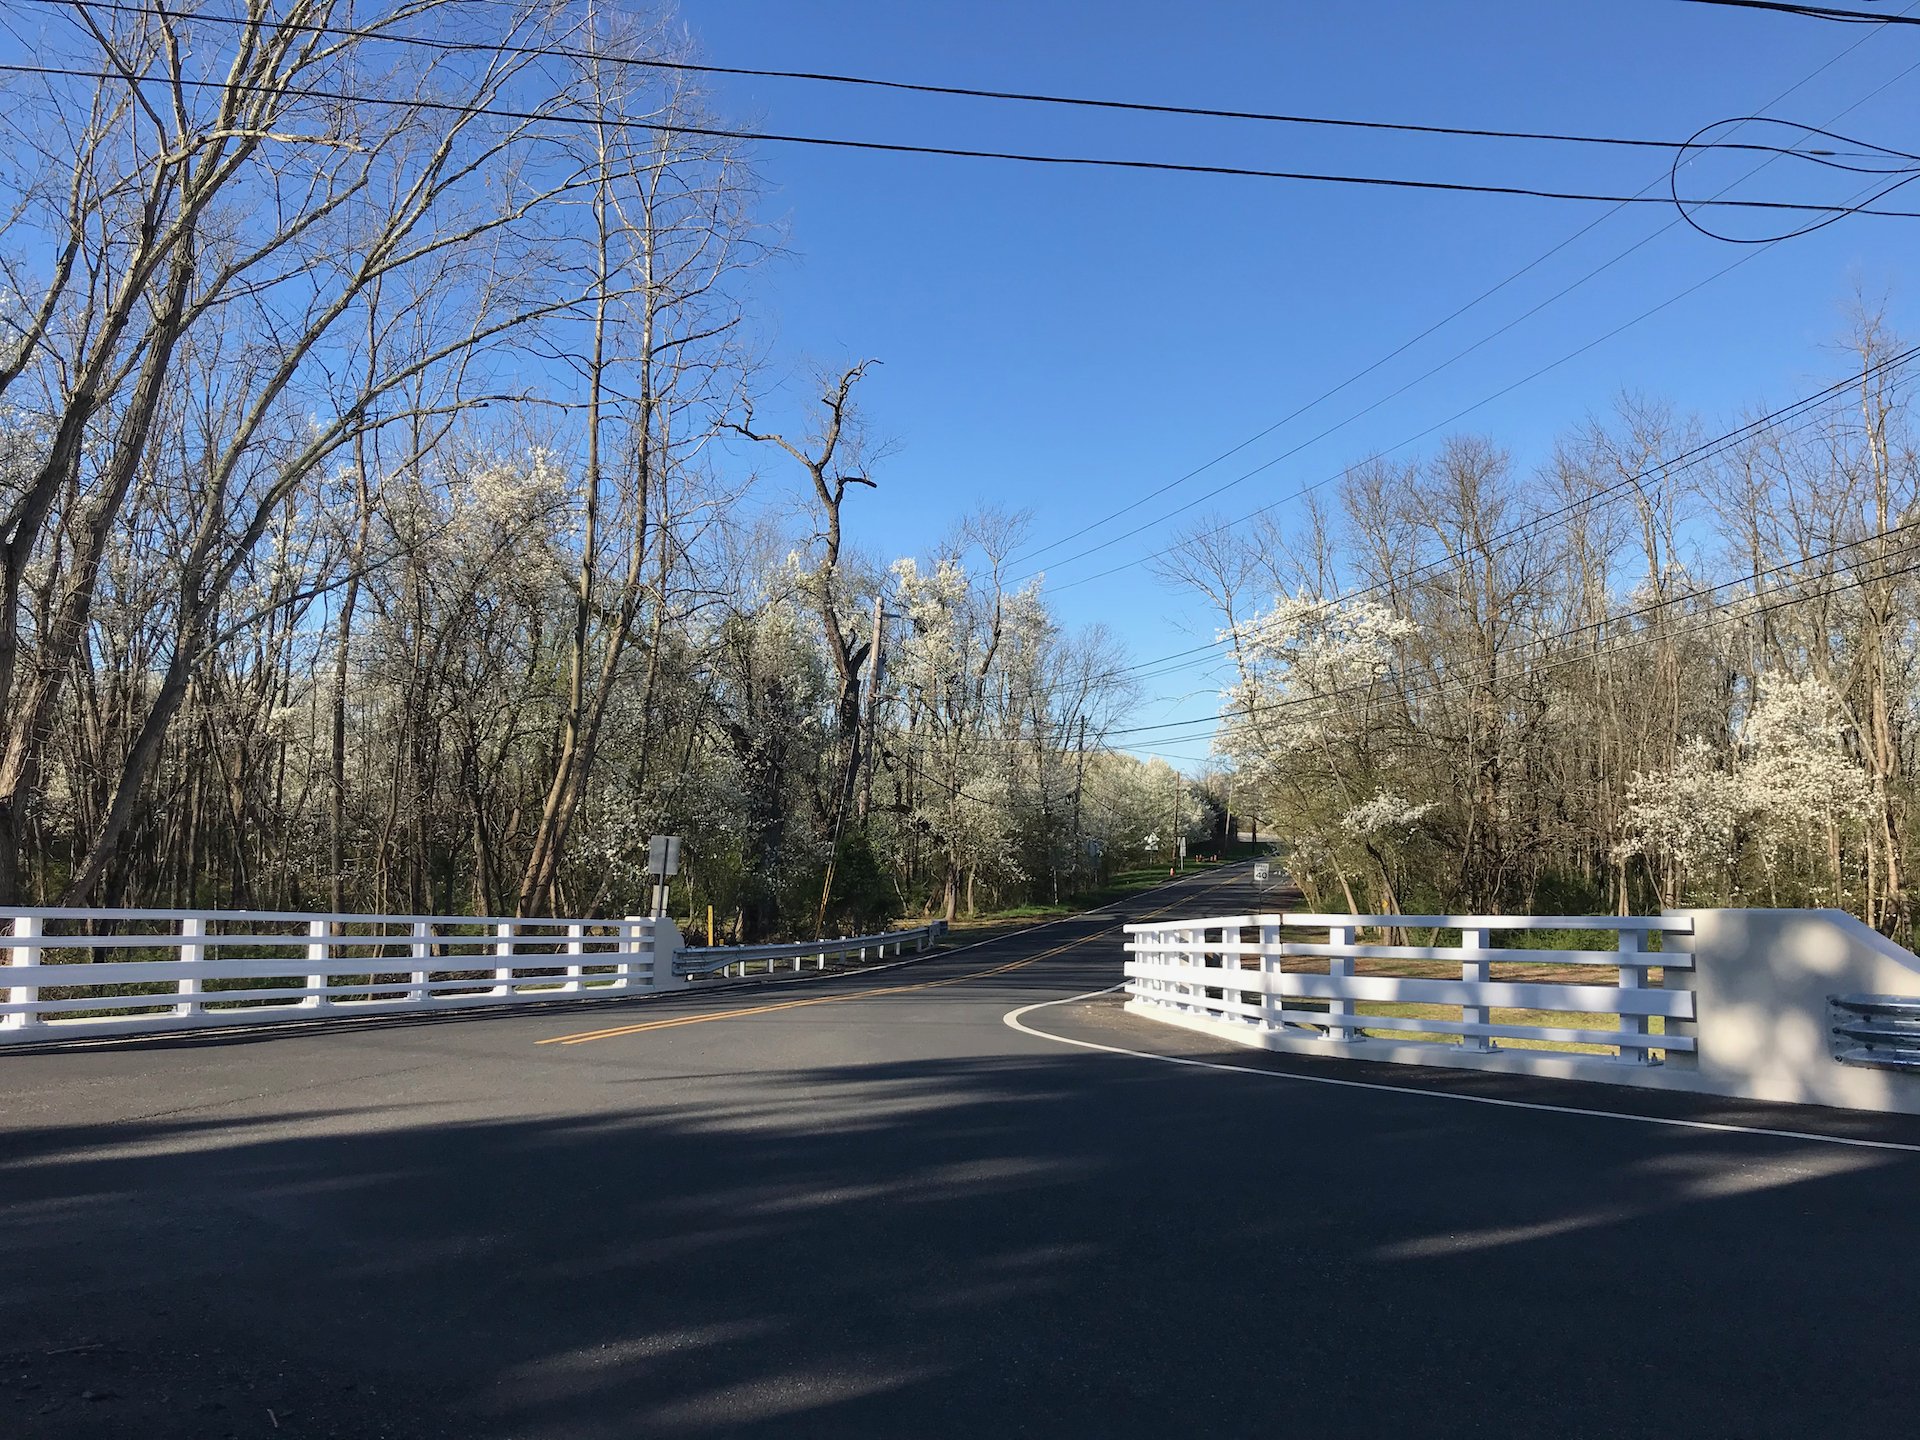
[{"xmin": 4, "ymin": 1036, "xmax": 1917, "ymax": 1438}]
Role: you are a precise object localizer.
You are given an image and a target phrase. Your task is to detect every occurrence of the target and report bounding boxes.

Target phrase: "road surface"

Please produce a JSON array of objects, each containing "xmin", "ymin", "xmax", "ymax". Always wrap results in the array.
[{"xmin": 4, "ymin": 864, "xmax": 1918, "ymax": 1437}]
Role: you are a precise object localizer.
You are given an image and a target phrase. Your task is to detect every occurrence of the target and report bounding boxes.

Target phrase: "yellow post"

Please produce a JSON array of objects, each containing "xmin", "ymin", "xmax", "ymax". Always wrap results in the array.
[{"xmin": 707, "ymin": 905, "xmax": 714, "ymax": 947}]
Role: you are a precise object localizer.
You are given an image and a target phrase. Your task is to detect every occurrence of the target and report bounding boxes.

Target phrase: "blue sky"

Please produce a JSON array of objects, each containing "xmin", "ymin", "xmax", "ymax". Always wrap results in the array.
[{"xmin": 690, "ymin": 0, "xmax": 1920, "ymax": 765}]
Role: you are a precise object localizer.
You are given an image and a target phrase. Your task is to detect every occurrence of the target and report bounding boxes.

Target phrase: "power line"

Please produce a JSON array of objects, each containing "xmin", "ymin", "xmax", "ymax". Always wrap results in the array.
[
  {"xmin": 1097, "ymin": 341, "xmax": 1920, "ymax": 740},
  {"xmin": 960, "ymin": 341, "xmax": 1917, "ymax": 748},
  {"xmin": 1122, "ymin": 519, "xmax": 1920, "ymax": 753},
  {"xmin": 1678, "ymin": 0, "xmax": 1920, "ymax": 23},
  {"xmin": 1008, "ymin": 201, "xmax": 1650, "ymax": 570},
  {"xmin": 1036, "ymin": 141, "xmax": 1920, "ymax": 601},
  {"xmin": 982, "ymin": 300, "xmax": 1917, "ymax": 715},
  {"xmin": 4, "ymin": 59, "xmax": 1920, "ymax": 220},
  {"xmin": 21, "ymin": 0, "xmax": 1901, "ymax": 159},
  {"xmin": 1669, "ymin": 116, "xmax": 1920, "ymax": 243},
  {"xmin": 1030, "ymin": 242, "xmax": 1781, "ymax": 594},
  {"xmin": 17, "ymin": 10, "xmax": 1915, "ymax": 602},
  {"xmin": 886, "ymin": 511, "xmax": 1920, "ymax": 802},
  {"xmin": 1008, "ymin": 20, "xmax": 1920, "ymax": 573},
  {"xmin": 1231, "ymin": 340, "xmax": 1920, "ymax": 628}
]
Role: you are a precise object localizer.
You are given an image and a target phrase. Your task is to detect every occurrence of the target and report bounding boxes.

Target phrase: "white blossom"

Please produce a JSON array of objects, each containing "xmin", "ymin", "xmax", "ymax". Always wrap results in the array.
[{"xmin": 1340, "ymin": 789, "xmax": 1434, "ymax": 837}]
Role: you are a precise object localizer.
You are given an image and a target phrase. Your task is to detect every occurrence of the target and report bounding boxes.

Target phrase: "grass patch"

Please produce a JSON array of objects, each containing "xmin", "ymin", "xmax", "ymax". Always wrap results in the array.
[{"xmin": 942, "ymin": 866, "xmax": 1200, "ymax": 947}]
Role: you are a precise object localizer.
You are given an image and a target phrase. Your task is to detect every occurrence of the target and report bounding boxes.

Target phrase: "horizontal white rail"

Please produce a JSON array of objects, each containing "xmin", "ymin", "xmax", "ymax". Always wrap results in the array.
[
  {"xmin": 2, "ymin": 909, "xmax": 678, "ymax": 1044},
  {"xmin": 675, "ymin": 922, "xmax": 946, "ymax": 978},
  {"xmin": 1122, "ymin": 911, "xmax": 1695, "ymax": 1066}
]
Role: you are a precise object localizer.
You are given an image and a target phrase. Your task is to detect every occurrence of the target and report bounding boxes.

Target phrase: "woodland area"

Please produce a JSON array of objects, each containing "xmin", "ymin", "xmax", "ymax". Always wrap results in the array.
[
  {"xmin": 0, "ymin": 1, "xmax": 1200, "ymax": 936},
  {"xmin": 1181, "ymin": 313, "xmax": 1920, "ymax": 936}
]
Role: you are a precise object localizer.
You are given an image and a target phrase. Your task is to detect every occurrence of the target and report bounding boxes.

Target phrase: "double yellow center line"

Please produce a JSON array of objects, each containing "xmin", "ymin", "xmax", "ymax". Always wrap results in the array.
[{"xmin": 536, "ymin": 871, "xmax": 1246, "ymax": 1047}]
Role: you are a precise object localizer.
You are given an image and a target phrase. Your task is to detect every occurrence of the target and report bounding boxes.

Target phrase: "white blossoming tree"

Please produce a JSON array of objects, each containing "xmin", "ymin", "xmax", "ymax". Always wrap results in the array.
[
  {"xmin": 1214, "ymin": 592, "xmax": 1427, "ymax": 911},
  {"xmin": 1617, "ymin": 674, "xmax": 1876, "ymax": 906}
]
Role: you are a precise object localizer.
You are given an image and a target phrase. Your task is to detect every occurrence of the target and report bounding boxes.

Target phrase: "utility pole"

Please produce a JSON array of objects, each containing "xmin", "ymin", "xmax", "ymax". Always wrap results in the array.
[
  {"xmin": 1224, "ymin": 769, "xmax": 1235, "ymax": 858},
  {"xmin": 1170, "ymin": 769, "xmax": 1181, "ymax": 876},
  {"xmin": 1070, "ymin": 714, "xmax": 1087, "ymax": 889}
]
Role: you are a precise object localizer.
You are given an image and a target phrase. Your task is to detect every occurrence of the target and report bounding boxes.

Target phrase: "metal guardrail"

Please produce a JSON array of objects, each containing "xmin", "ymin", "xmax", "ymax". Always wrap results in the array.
[
  {"xmin": 1831, "ymin": 994, "xmax": 1920, "ymax": 1069},
  {"xmin": 676, "ymin": 921, "xmax": 948, "ymax": 979}
]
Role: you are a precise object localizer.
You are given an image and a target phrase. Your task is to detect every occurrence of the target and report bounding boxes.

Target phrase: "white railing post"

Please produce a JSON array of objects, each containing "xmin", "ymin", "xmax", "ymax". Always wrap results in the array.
[
  {"xmin": 1461, "ymin": 925, "xmax": 1493, "ymax": 1052},
  {"xmin": 305, "ymin": 918, "xmax": 330, "ymax": 1008},
  {"xmin": 1617, "ymin": 928, "xmax": 1652, "ymax": 1064},
  {"xmin": 1327, "ymin": 923, "xmax": 1361, "ymax": 1042},
  {"xmin": 1259, "ymin": 916, "xmax": 1281, "ymax": 1035},
  {"xmin": 410, "ymin": 920, "xmax": 431, "ymax": 1004},
  {"xmin": 493, "ymin": 920, "xmax": 515, "ymax": 996},
  {"xmin": 565, "ymin": 922, "xmax": 584, "ymax": 992},
  {"xmin": 7, "ymin": 915, "xmax": 41, "ymax": 1031},
  {"xmin": 175, "ymin": 915, "xmax": 206, "ymax": 1019},
  {"xmin": 614, "ymin": 919, "xmax": 635, "ymax": 990}
]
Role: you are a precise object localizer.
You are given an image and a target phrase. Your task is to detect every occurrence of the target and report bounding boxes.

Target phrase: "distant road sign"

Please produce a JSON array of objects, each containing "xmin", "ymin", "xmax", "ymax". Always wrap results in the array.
[
  {"xmin": 648, "ymin": 834, "xmax": 682, "ymax": 877},
  {"xmin": 1252, "ymin": 860, "xmax": 1271, "ymax": 883}
]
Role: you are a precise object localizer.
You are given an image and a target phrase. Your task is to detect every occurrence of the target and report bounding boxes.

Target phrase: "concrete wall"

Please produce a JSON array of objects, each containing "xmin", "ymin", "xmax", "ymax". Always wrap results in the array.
[{"xmin": 1673, "ymin": 908, "xmax": 1920, "ymax": 1116}]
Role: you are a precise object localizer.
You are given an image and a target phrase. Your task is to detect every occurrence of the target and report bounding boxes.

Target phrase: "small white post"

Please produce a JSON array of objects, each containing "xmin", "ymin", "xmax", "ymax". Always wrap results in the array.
[
  {"xmin": 410, "ymin": 920, "xmax": 431, "ymax": 1004},
  {"xmin": 175, "ymin": 915, "xmax": 206, "ymax": 1019},
  {"xmin": 614, "ymin": 919, "xmax": 635, "ymax": 989},
  {"xmin": 305, "ymin": 918, "xmax": 330, "ymax": 1008},
  {"xmin": 1461, "ymin": 926, "xmax": 1494, "ymax": 1052},
  {"xmin": 1617, "ymin": 928, "xmax": 1653, "ymax": 1063},
  {"xmin": 7, "ymin": 915, "xmax": 42, "ymax": 1032},
  {"xmin": 565, "ymin": 922, "xmax": 584, "ymax": 992},
  {"xmin": 1327, "ymin": 924, "xmax": 1361, "ymax": 1042},
  {"xmin": 1259, "ymin": 916, "xmax": 1282, "ymax": 1035},
  {"xmin": 494, "ymin": 920, "xmax": 515, "ymax": 996}
]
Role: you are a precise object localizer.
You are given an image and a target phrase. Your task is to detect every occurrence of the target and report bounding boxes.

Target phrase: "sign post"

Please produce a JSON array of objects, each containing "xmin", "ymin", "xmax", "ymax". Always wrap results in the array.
[{"xmin": 647, "ymin": 834, "xmax": 682, "ymax": 919}]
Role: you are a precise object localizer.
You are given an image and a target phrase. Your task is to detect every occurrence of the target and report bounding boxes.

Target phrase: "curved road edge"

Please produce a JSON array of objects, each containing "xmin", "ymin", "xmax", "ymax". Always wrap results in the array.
[{"xmin": 1003, "ymin": 983, "xmax": 1920, "ymax": 1156}]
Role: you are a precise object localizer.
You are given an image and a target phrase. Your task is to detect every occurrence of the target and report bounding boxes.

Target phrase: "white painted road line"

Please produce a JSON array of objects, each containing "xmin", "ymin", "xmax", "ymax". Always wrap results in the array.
[{"xmin": 1004, "ymin": 984, "xmax": 1920, "ymax": 1156}]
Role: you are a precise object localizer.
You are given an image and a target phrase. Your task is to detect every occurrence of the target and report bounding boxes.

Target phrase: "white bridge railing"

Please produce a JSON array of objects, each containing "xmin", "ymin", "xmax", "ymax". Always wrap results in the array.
[
  {"xmin": 675, "ymin": 922, "xmax": 946, "ymax": 979},
  {"xmin": 1124, "ymin": 912, "xmax": 1695, "ymax": 1066},
  {"xmin": 2, "ymin": 907, "xmax": 680, "ymax": 1044}
]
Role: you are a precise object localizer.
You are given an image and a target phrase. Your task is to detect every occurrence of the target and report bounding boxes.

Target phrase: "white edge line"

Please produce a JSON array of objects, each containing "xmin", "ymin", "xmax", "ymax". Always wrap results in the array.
[{"xmin": 1004, "ymin": 984, "xmax": 1920, "ymax": 1156}]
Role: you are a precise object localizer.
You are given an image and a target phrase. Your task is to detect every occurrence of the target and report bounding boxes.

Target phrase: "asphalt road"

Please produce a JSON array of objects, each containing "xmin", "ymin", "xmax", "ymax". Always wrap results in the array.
[{"xmin": 5, "ymin": 864, "xmax": 1919, "ymax": 1438}]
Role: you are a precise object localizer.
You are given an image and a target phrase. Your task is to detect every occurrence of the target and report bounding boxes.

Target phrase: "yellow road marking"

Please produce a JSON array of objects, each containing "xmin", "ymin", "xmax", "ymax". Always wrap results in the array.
[{"xmin": 537, "ymin": 871, "xmax": 1246, "ymax": 1048}]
